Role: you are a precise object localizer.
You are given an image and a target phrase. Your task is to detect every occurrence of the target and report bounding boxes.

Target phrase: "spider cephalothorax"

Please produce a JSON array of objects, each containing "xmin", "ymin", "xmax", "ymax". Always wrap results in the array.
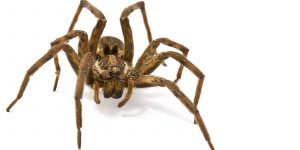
[
  {"xmin": 93, "ymin": 36, "xmax": 132, "ymax": 98},
  {"xmin": 6, "ymin": 0, "xmax": 215, "ymax": 150}
]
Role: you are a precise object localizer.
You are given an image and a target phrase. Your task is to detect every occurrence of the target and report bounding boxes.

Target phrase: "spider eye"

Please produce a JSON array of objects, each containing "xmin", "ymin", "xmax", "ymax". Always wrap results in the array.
[
  {"xmin": 111, "ymin": 46, "xmax": 118, "ymax": 55},
  {"xmin": 103, "ymin": 45, "xmax": 110, "ymax": 55}
]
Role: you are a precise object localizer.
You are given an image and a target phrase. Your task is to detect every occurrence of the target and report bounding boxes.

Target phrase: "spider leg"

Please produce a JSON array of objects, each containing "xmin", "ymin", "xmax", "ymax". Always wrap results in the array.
[
  {"xmin": 50, "ymin": 30, "xmax": 88, "ymax": 91},
  {"xmin": 135, "ymin": 75, "xmax": 214, "ymax": 150},
  {"xmin": 74, "ymin": 52, "xmax": 94, "ymax": 149},
  {"xmin": 51, "ymin": 30, "xmax": 89, "ymax": 58},
  {"xmin": 119, "ymin": 38, "xmax": 189, "ymax": 107},
  {"xmin": 6, "ymin": 43, "xmax": 80, "ymax": 112},
  {"xmin": 137, "ymin": 51, "xmax": 205, "ymax": 118},
  {"xmin": 135, "ymin": 38, "xmax": 189, "ymax": 83},
  {"xmin": 52, "ymin": 0, "xmax": 107, "ymax": 91},
  {"xmin": 120, "ymin": 1, "xmax": 164, "ymax": 65},
  {"xmin": 68, "ymin": 0, "xmax": 106, "ymax": 55}
]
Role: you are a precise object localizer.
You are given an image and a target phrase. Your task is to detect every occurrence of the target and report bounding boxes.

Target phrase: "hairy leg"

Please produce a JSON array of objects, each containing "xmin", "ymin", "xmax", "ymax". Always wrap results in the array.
[
  {"xmin": 135, "ymin": 38, "xmax": 189, "ymax": 83},
  {"xmin": 69, "ymin": 0, "xmax": 106, "ymax": 55},
  {"xmin": 120, "ymin": 1, "xmax": 153, "ymax": 65},
  {"xmin": 137, "ymin": 51, "xmax": 204, "ymax": 110},
  {"xmin": 135, "ymin": 75, "xmax": 214, "ymax": 150},
  {"xmin": 51, "ymin": 30, "xmax": 89, "ymax": 58},
  {"xmin": 53, "ymin": 0, "xmax": 107, "ymax": 91},
  {"xmin": 74, "ymin": 52, "xmax": 94, "ymax": 149},
  {"xmin": 51, "ymin": 30, "xmax": 88, "ymax": 91},
  {"xmin": 6, "ymin": 43, "xmax": 80, "ymax": 112}
]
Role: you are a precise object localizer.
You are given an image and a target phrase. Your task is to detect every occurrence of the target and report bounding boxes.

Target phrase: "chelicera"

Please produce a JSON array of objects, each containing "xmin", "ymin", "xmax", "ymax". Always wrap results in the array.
[{"xmin": 6, "ymin": 0, "xmax": 215, "ymax": 149}]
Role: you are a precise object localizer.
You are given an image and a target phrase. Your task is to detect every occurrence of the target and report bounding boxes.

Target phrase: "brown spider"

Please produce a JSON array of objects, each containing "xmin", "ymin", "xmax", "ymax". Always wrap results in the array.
[{"xmin": 6, "ymin": 0, "xmax": 215, "ymax": 149}]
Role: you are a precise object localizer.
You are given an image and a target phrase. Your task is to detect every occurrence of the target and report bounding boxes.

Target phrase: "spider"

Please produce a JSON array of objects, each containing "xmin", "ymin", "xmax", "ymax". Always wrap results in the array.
[{"xmin": 6, "ymin": 0, "xmax": 215, "ymax": 149}]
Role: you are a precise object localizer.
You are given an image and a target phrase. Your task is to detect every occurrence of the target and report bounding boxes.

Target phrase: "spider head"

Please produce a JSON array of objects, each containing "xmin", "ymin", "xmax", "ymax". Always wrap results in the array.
[{"xmin": 92, "ymin": 55, "xmax": 130, "ymax": 99}]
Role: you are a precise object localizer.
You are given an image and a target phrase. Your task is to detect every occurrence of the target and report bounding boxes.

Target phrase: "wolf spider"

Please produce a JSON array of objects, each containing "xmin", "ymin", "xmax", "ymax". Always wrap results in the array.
[{"xmin": 6, "ymin": 0, "xmax": 215, "ymax": 149}]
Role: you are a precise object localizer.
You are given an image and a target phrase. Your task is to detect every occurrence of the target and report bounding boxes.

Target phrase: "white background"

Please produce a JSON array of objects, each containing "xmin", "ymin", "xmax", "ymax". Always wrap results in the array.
[{"xmin": 0, "ymin": 0, "xmax": 300, "ymax": 150}]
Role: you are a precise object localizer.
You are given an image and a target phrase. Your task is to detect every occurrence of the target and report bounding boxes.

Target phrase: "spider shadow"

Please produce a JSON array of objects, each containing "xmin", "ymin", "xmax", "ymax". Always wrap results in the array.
[{"xmin": 84, "ymin": 87, "xmax": 193, "ymax": 123}]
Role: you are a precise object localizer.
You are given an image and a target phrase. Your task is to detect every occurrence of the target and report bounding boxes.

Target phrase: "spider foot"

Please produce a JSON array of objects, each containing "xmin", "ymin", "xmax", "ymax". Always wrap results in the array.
[
  {"xmin": 208, "ymin": 140, "xmax": 215, "ymax": 150},
  {"xmin": 94, "ymin": 96, "xmax": 101, "ymax": 104},
  {"xmin": 6, "ymin": 98, "xmax": 19, "ymax": 112},
  {"xmin": 53, "ymin": 71, "xmax": 60, "ymax": 92},
  {"xmin": 117, "ymin": 101, "xmax": 127, "ymax": 108}
]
